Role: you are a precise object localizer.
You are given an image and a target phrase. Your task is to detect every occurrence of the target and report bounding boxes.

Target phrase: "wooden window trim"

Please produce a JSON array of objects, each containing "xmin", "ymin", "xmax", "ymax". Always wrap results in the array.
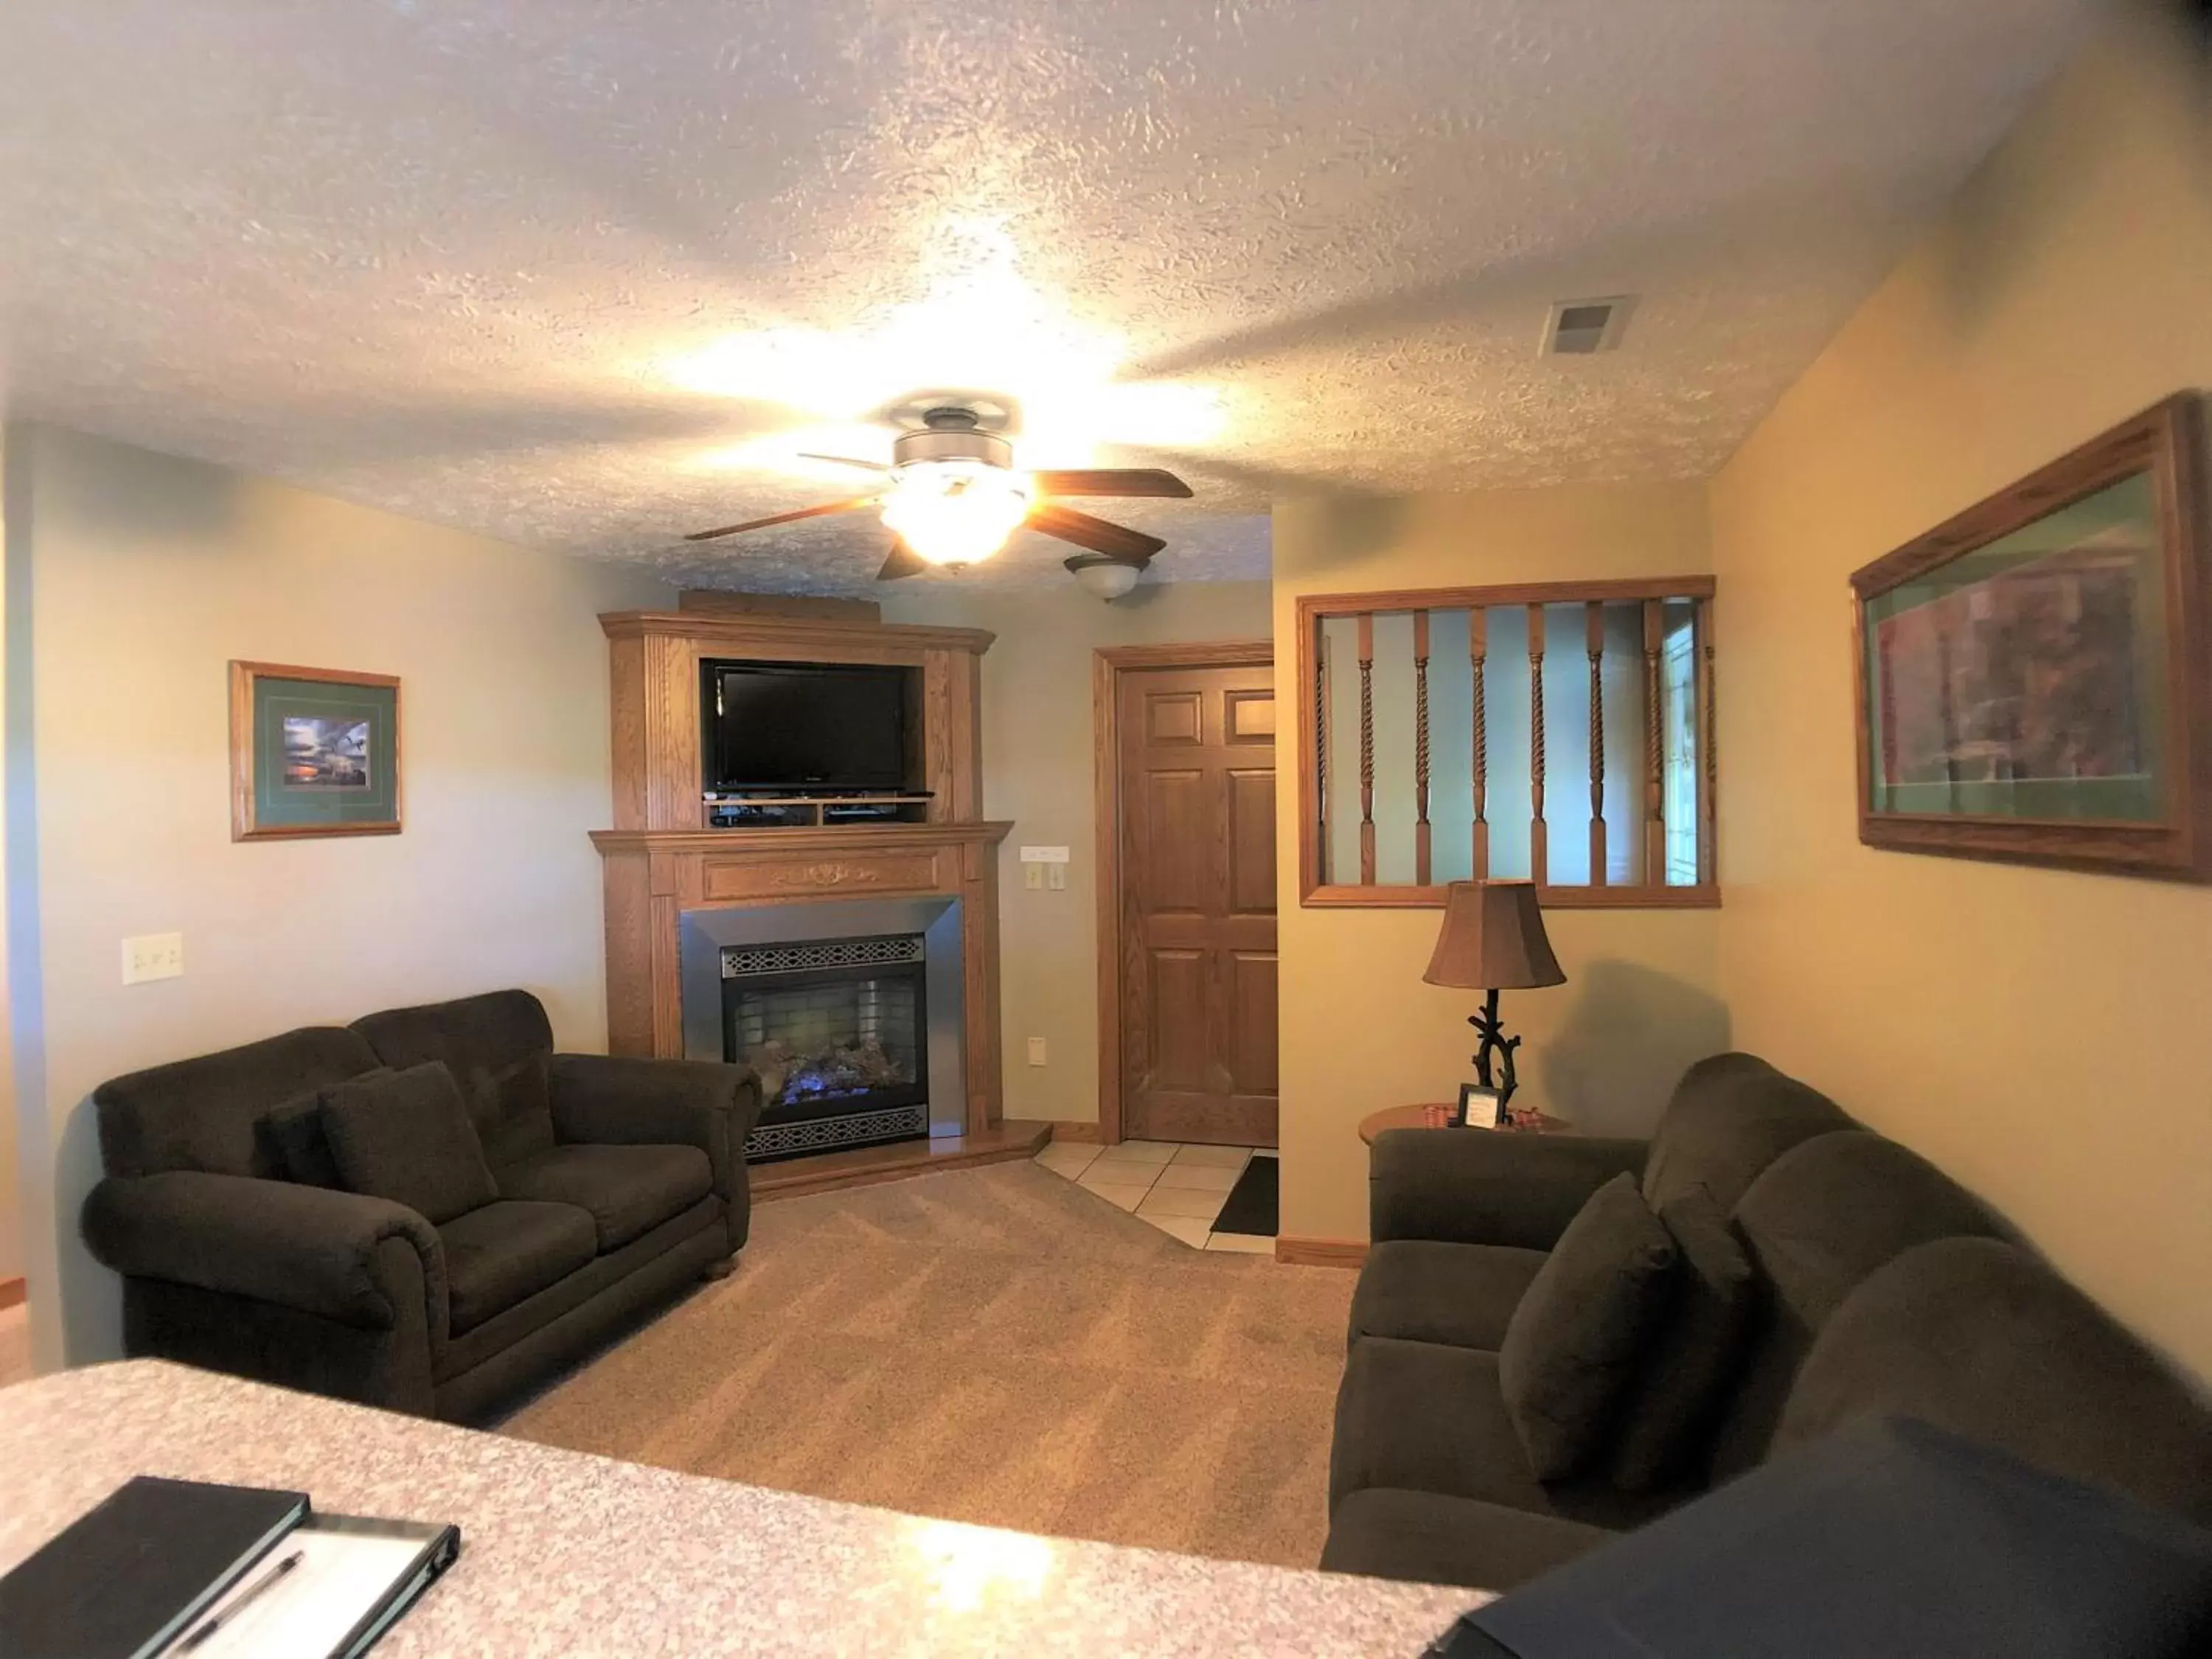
[{"xmin": 1294, "ymin": 578, "xmax": 1719, "ymax": 910}]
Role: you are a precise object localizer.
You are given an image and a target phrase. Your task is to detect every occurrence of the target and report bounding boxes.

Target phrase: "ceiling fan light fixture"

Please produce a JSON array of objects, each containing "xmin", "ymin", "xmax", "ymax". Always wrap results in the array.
[
  {"xmin": 878, "ymin": 459, "xmax": 1032, "ymax": 566},
  {"xmin": 1065, "ymin": 553, "xmax": 1142, "ymax": 602}
]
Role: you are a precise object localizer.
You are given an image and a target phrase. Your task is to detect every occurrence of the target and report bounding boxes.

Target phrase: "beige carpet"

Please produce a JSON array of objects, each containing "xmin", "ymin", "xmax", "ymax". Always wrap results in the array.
[{"xmin": 501, "ymin": 1160, "xmax": 1355, "ymax": 1568}]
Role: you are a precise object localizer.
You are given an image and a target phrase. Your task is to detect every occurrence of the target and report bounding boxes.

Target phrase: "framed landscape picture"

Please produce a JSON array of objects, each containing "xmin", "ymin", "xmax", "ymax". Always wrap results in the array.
[
  {"xmin": 1849, "ymin": 394, "xmax": 2208, "ymax": 880},
  {"xmin": 230, "ymin": 661, "xmax": 402, "ymax": 841}
]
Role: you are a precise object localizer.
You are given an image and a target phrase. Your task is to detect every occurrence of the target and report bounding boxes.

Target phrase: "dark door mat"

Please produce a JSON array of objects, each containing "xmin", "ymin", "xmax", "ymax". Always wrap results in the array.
[{"xmin": 1211, "ymin": 1153, "xmax": 1279, "ymax": 1237}]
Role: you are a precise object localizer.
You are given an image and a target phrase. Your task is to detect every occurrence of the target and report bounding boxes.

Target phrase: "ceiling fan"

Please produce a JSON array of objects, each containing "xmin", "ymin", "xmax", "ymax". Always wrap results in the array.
[{"xmin": 681, "ymin": 405, "xmax": 1192, "ymax": 591}]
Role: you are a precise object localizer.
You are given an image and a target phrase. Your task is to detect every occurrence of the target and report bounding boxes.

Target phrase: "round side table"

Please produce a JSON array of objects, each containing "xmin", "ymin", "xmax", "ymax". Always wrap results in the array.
[{"xmin": 1358, "ymin": 1102, "xmax": 1570, "ymax": 1144}]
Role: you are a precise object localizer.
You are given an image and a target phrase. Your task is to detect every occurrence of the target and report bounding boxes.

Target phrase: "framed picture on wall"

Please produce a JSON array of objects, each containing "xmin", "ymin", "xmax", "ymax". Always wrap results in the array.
[
  {"xmin": 230, "ymin": 661, "xmax": 402, "ymax": 841},
  {"xmin": 1849, "ymin": 394, "xmax": 2209, "ymax": 881}
]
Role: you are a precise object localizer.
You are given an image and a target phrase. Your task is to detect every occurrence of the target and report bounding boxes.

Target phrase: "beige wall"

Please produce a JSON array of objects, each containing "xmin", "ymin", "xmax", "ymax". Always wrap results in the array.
[
  {"xmin": 1271, "ymin": 487, "xmax": 1725, "ymax": 1242},
  {"xmin": 1708, "ymin": 32, "xmax": 2212, "ymax": 1380},
  {"xmin": 5, "ymin": 425, "xmax": 672, "ymax": 1370},
  {"xmin": 883, "ymin": 579, "xmax": 1275, "ymax": 1125}
]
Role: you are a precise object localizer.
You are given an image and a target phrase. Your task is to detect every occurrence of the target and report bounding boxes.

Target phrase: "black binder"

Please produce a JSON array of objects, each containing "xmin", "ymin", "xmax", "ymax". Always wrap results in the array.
[{"xmin": 0, "ymin": 1475, "xmax": 307, "ymax": 1659}]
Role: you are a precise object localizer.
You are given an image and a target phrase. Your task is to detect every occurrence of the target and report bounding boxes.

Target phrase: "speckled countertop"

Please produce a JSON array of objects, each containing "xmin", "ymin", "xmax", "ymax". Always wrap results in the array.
[{"xmin": 1, "ymin": 1362, "xmax": 1478, "ymax": 1656}]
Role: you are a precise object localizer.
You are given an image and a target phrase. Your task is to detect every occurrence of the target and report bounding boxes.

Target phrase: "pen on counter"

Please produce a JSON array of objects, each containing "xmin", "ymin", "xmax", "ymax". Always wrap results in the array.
[{"xmin": 177, "ymin": 1548, "xmax": 305, "ymax": 1652}]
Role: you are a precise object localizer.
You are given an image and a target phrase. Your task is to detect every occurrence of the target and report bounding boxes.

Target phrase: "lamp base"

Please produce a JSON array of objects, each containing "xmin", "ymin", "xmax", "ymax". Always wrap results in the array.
[{"xmin": 1468, "ymin": 987, "xmax": 1523, "ymax": 1112}]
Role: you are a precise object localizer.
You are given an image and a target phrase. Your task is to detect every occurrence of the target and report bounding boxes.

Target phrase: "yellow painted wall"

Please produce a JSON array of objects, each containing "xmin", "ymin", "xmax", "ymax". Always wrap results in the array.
[
  {"xmin": 1708, "ymin": 29, "xmax": 2212, "ymax": 1380},
  {"xmin": 1271, "ymin": 487, "xmax": 1725, "ymax": 1242},
  {"xmin": 5, "ymin": 425, "xmax": 672, "ymax": 1369},
  {"xmin": 883, "ymin": 579, "xmax": 1275, "ymax": 1124}
]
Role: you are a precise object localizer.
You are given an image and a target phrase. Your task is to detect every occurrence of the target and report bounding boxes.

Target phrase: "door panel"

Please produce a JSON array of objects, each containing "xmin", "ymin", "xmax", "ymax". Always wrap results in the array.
[{"xmin": 1116, "ymin": 659, "xmax": 1279, "ymax": 1147}]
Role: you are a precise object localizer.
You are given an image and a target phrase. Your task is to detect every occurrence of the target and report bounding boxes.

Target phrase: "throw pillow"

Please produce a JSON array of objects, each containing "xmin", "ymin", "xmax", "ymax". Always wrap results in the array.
[
  {"xmin": 1498, "ymin": 1172, "xmax": 1680, "ymax": 1481},
  {"xmin": 1610, "ymin": 1184, "xmax": 1758, "ymax": 1491},
  {"xmin": 260, "ymin": 1085, "xmax": 349, "ymax": 1188},
  {"xmin": 320, "ymin": 1062, "xmax": 500, "ymax": 1224}
]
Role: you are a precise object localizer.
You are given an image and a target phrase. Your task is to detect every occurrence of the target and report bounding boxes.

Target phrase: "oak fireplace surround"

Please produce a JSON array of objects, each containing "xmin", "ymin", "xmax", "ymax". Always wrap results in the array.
[{"xmin": 591, "ymin": 608, "xmax": 1013, "ymax": 1154}]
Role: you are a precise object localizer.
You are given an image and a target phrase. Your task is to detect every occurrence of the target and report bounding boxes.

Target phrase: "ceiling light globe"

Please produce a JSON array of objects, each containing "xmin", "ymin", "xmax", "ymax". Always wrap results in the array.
[
  {"xmin": 1066, "ymin": 555, "xmax": 1141, "ymax": 602},
  {"xmin": 879, "ymin": 461, "xmax": 1031, "ymax": 566}
]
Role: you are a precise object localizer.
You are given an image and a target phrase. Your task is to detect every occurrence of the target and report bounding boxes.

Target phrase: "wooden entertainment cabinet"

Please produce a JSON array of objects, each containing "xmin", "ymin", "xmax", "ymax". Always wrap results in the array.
[{"xmin": 591, "ymin": 610, "xmax": 1025, "ymax": 1187}]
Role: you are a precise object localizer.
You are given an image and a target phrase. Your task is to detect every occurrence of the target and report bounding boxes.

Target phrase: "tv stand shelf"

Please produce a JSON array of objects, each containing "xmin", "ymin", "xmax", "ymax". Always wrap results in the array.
[{"xmin": 705, "ymin": 794, "xmax": 935, "ymax": 829}]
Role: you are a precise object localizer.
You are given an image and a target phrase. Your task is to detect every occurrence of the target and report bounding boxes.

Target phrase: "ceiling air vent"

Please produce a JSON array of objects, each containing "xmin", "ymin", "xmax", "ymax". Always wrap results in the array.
[{"xmin": 1543, "ymin": 295, "xmax": 1635, "ymax": 356}]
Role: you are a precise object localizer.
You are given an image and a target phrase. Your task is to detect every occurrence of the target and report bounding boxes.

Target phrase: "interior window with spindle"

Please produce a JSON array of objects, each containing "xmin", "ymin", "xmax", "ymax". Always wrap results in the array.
[{"xmin": 1295, "ymin": 578, "xmax": 1717, "ymax": 908}]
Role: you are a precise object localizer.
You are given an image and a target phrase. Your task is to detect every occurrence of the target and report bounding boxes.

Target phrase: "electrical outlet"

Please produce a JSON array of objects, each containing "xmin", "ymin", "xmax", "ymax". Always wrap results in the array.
[
  {"xmin": 1046, "ymin": 862, "xmax": 1068, "ymax": 891},
  {"xmin": 122, "ymin": 933, "xmax": 184, "ymax": 984},
  {"xmin": 1023, "ymin": 862, "xmax": 1045, "ymax": 891},
  {"xmin": 1026, "ymin": 1037, "xmax": 1048, "ymax": 1067}
]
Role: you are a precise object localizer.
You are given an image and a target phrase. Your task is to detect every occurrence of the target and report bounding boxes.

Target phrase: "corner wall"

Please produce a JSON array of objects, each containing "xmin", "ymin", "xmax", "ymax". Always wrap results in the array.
[
  {"xmin": 6, "ymin": 425, "xmax": 672, "ymax": 1369},
  {"xmin": 883, "ymin": 578, "xmax": 1275, "ymax": 1126},
  {"xmin": 1708, "ymin": 30, "xmax": 2212, "ymax": 1380},
  {"xmin": 1270, "ymin": 487, "xmax": 1725, "ymax": 1243}
]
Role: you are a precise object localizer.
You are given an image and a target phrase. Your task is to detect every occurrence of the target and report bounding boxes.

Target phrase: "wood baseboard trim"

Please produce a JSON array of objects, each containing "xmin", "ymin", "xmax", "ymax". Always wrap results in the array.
[
  {"xmin": 1273, "ymin": 1236, "xmax": 1368, "ymax": 1269},
  {"xmin": 750, "ymin": 1121, "xmax": 1052, "ymax": 1203},
  {"xmin": 1043, "ymin": 1121, "xmax": 1105, "ymax": 1143},
  {"xmin": 0, "ymin": 1276, "xmax": 24, "ymax": 1311}
]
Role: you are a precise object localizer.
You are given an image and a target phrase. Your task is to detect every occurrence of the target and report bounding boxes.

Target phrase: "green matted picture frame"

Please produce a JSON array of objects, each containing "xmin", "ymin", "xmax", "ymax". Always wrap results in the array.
[
  {"xmin": 229, "ymin": 661, "xmax": 403, "ymax": 841},
  {"xmin": 1849, "ymin": 394, "xmax": 2210, "ymax": 882}
]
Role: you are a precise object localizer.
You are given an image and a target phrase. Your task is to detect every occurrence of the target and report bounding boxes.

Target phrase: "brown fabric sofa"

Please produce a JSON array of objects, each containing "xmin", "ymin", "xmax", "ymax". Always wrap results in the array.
[
  {"xmin": 81, "ymin": 990, "xmax": 758, "ymax": 1422},
  {"xmin": 1324, "ymin": 1053, "xmax": 2212, "ymax": 1590}
]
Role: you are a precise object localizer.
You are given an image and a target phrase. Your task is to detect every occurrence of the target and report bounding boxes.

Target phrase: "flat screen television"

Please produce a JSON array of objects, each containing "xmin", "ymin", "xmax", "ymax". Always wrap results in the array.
[{"xmin": 701, "ymin": 659, "xmax": 912, "ymax": 793}]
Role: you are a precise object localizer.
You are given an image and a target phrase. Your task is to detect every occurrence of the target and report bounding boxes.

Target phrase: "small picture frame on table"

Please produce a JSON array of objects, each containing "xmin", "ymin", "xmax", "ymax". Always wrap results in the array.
[
  {"xmin": 230, "ymin": 661, "xmax": 403, "ymax": 841},
  {"xmin": 1455, "ymin": 1084, "xmax": 1503, "ymax": 1129}
]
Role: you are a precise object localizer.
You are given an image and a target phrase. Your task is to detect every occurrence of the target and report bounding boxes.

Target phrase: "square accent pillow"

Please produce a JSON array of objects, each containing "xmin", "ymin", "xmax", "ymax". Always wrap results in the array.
[
  {"xmin": 1610, "ymin": 1184, "xmax": 1758, "ymax": 1492},
  {"xmin": 320, "ymin": 1062, "xmax": 500, "ymax": 1225},
  {"xmin": 1499, "ymin": 1172, "xmax": 1680, "ymax": 1481}
]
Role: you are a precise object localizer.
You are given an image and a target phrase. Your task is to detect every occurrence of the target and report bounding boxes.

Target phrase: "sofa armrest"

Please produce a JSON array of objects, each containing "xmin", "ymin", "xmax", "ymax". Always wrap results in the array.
[
  {"xmin": 81, "ymin": 1171, "xmax": 447, "ymax": 1338},
  {"xmin": 1368, "ymin": 1130, "xmax": 1649, "ymax": 1249},
  {"xmin": 549, "ymin": 1054, "xmax": 761, "ymax": 1211}
]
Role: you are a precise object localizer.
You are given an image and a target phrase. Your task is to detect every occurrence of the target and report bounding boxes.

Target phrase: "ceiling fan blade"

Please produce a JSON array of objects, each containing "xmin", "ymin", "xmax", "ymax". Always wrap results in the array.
[
  {"xmin": 875, "ymin": 539, "xmax": 928, "ymax": 582},
  {"xmin": 1026, "ymin": 504, "xmax": 1167, "ymax": 562},
  {"xmin": 799, "ymin": 453, "xmax": 891, "ymax": 473},
  {"xmin": 684, "ymin": 495, "xmax": 879, "ymax": 542},
  {"xmin": 1031, "ymin": 468, "xmax": 1193, "ymax": 500}
]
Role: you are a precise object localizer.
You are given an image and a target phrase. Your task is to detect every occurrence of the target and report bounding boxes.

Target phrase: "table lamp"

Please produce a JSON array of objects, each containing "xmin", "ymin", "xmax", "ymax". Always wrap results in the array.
[{"xmin": 1423, "ymin": 880, "xmax": 1565, "ymax": 1120}]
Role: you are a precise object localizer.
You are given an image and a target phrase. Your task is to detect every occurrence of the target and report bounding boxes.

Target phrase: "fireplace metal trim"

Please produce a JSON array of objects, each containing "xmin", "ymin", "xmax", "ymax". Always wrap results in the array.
[{"xmin": 679, "ymin": 897, "xmax": 966, "ymax": 1140}]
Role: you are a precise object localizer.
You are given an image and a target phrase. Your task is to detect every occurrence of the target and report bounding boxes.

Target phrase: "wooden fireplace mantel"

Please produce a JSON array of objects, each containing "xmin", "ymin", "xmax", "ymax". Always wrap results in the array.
[{"xmin": 593, "ymin": 608, "xmax": 1012, "ymax": 1144}]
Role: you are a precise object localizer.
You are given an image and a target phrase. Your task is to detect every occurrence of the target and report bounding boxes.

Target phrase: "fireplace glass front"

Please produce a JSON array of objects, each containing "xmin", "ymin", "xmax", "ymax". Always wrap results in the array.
[{"xmin": 720, "ymin": 934, "xmax": 928, "ymax": 1161}]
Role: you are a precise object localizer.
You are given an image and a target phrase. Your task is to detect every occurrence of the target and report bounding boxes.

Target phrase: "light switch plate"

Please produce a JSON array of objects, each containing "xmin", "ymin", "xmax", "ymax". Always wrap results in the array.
[
  {"xmin": 122, "ymin": 932, "xmax": 184, "ymax": 984},
  {"xmin": 1026, "ymin": 1037, "xmax": 1048, "ymax": 1067},
  {"xmin": 1046, "ymin": 862, "xmax": 1068, "ymax": 890},
  {"xmin": 1018, "ymin": 846, "xmax": 1071, "ymax": 863},
  {"xmin": 1023, "ymin": 863, "xmax": 1045, "ymax": 890}
]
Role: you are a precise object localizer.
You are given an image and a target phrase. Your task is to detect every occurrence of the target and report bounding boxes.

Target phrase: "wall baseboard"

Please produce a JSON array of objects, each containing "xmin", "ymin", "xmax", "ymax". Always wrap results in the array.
[
  {"xmin": 1273, "ymin": 1236, "xmax": 1368, "ymax": 1269},
  {"xmin": 0, "ymin": 1276, "xmax": 24, "ymax": 1311},
  {"xmin": 1044, "ymin": 1121, "xmax": 1106, "ymax": 1144}
]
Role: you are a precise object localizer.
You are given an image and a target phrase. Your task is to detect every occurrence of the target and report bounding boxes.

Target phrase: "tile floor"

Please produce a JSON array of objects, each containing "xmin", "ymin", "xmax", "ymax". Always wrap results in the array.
[{"xmin": 1032, "ymin": 1138, "xmax": 1277, "ymax": 1253}]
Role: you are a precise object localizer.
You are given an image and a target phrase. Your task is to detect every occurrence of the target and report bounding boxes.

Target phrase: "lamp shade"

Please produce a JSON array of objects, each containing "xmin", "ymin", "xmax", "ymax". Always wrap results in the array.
[{"xmin": 1422, "ymin": 880, "xmax": 1566, "ymax": 990}]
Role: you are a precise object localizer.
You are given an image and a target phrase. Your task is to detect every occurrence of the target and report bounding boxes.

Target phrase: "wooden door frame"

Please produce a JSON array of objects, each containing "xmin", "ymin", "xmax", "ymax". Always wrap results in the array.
[{"xmin": 1091, "ymin": 639, "xmax": 1276, "ymax": 1144}]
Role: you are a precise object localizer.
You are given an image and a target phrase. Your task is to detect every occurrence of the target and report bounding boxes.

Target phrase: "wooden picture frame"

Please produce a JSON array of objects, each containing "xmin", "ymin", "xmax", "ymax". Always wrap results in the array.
[
  {"xmin": 1849, "ymin": 394, "xmax": 2209, "ymax": 880},
  {"xmin": 230, "ymin": 661, "xmax": 403, "ymax": 841}
]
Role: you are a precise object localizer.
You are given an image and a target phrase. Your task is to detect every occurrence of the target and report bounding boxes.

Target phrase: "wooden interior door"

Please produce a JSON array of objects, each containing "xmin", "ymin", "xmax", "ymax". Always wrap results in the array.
[{"xmin": 1115, "ymin": 661, "xmax": 1279, "ymax": 1146}]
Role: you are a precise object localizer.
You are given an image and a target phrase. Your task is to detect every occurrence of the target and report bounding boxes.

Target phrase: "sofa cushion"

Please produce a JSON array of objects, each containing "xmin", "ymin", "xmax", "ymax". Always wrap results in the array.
[
  {"xmin": 94, "ymin": 1026, "xmax": 382, "ymax": 1180},
  {"xmin": 1321, "ymin": 1487, "xmax": 1615, "ymax": 1592},
  {"xmin": 1641, "ymin": 1053, "xmax": 1857, "ymax": 1214},
  {"xmin": 1498, "ymin": 1174, "xmax": 1679, "ymax": 1480},
  {"xmin": 437, "ymin": 1200, "xmax": 597, "ymax": 1335},
  {"xmin": 1332, "ymin": 1335, "xmax": 1691, "ymax": 1531},
  {"xmin": 498, "ymin": 1144, "xmax": 713, "ymax": 1253},
  {"xmin": 352, "ymin": 991, "xmax": 557, "ymax": 1169},
  {"xmin": 1610, "ymin": 1185, "xmax": 1756, "ymax": 1492},
  {"xmin": 1776, "ymin": 1237, "xmax": 2212, "ymax": 1526},
  {"xmin": 321, "ymin": 1062, "xmax": 500, "ymax": 1225},
  {"xmin": 1347, "ymin": 1240, "xmax": 1549, "ymax": 1352},
  {"xmin": 1703, "ymin": 1131, "xmax": 2008, "ymax": 1481}
]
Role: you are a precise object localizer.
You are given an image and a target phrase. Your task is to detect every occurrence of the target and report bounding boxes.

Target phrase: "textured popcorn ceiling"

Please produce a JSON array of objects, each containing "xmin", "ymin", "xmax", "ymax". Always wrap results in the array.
[{"xmin": 0, "ymin": 1, "xmax": 2093, "ymax": 593}]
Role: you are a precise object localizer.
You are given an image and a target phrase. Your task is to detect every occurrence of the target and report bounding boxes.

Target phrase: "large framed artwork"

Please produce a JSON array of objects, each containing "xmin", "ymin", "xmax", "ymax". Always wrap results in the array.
[
  {"xmin": 229, "ymin": 661, "xmax": 402, "ymax": 841},
  {"xmin": 1850, "ymin": 394, "xmax": 2208, "ymax": 880}
]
